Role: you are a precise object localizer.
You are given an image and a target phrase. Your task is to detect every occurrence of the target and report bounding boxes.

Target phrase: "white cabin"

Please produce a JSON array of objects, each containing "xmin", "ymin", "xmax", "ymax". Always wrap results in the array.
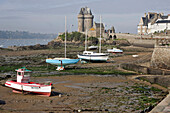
[{"xmin": 16, "ymin": 67, "xmax": 31, "ymax": 83}]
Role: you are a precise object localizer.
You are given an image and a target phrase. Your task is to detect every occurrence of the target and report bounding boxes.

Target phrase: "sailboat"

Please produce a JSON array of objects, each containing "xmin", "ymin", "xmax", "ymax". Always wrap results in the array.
[
  {"xmin": 77, "ymin": 15, "xmax": 109, "ymax": 62},
  {"xmin": 46, "ymin": 16, "xmax": 80, "ymax": 70}
]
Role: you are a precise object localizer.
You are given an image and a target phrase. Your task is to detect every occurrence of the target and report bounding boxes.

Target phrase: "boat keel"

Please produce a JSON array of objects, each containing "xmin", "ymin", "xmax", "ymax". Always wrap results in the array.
[
  {"xmin": 13, "ymin": 89, "xmax": 28, "ymax": 94},
  {"xmin": 56, "ymin": 66, "xmax": 65, "ymax": 71},
  {"xmin": 12, "ymin": 89, "xmax": 51, "ymax": 96}
]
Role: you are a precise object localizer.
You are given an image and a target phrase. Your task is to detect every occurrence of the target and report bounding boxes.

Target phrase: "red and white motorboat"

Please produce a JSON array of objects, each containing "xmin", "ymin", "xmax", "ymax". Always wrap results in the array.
[{"xmin": 5, "ymin": 67, "xmax": 52, "ymax": 97}]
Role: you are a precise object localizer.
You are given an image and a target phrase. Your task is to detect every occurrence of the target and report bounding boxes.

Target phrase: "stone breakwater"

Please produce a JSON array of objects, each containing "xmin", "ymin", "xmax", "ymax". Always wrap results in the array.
[{"xmin": 151, "ymin": 46, "xmax": 170, "ymax": 70}]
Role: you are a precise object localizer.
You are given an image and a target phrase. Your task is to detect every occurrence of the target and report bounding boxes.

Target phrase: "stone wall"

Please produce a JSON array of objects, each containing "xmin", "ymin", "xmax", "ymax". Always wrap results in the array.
[
  {"xmin": 116, "ymin": 33, "xmax": 170, "ymax": 48},
  {"xmin": 121, "ymin": 63, "xmax": 170, "ymax": 75},
  {"xmin": 139, "ymin": 76, "xmax": 170, "ymax": 88},
  {"xmin": 151, "ymin": 46, "xmax": 170, "ymax": 69}
]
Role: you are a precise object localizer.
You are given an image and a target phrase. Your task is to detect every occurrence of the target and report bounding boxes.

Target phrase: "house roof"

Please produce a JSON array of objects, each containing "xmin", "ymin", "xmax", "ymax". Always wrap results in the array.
[
  {"xmin": 161, "ymin": 16, "xmax": 168, "ymax": 19},
  {"xmin": 140, "ymin": 12, "xmax": 170, "ymax": 26},
  {"xmin": 94, "ymin": 23, "xmax": 104, "ymax": 28},
  {"xmin": 156, "ymin": 20, "xmax": 170, "ymax": 23},
  {"xmin": 90, "ymin": 28, "xmax": 95, "ymax": 31},
  {"xmin": 142, "ymin": 17, "xmax": 148, "ymax": 26},
  {"xmin": 149, "ymin": 13, "xmax": 156, "ymax": 19}
]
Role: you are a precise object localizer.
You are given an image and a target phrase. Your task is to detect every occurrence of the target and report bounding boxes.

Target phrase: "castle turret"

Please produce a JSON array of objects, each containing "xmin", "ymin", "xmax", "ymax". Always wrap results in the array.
[
  {"xmin": 78, "ymin": 8, "xmax": 84, "ymax": 32},
  {"xmin": 84, "ymin": 7, "xmax": 94, "ymax": 31},
  {"xmin": 78, "ymin": 7, "xmax": 94, "ymax": 32}
]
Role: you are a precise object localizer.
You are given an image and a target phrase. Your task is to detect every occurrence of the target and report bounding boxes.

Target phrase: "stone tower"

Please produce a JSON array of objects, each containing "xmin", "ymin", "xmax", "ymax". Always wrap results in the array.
[{"xmin": 78, "ymin": 7, "xmax": 94, "ymax": 32}]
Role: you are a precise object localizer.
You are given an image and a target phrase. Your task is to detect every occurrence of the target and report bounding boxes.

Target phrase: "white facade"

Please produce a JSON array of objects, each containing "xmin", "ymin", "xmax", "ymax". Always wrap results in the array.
[
  {"xmin": 148, "ymin": 17, "xmax": 170, "ymax": 34},
  {"xmin": 138, "ymin": 13, "xmax": 170, "ymax": 35}
]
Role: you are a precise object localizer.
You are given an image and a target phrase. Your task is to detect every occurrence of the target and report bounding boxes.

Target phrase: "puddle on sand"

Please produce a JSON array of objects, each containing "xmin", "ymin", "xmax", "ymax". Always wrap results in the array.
[
  {"xmin": 31, "ymin": 77, "xmax": 71, "ymax": 84},
  {"xmin": 64, "ymin": 85, "xmax": 83, "ymax": 89},
  {"xmin": 53, "ymin": 81, "xmax": 71, "ymax": 84}
]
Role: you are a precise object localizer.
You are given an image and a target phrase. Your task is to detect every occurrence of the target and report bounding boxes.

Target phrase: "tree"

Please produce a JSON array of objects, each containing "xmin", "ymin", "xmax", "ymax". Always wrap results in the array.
[
  {"xmin": 88, "ymin": 37, "xmax": 98, "ymax": 45},
  {"xmin": 58, "ymin": 31, "xmax": 85, "ymax": 42}
]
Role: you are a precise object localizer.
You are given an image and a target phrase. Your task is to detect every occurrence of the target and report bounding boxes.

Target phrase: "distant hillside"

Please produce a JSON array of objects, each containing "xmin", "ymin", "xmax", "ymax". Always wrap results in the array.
[{"xmin": 0, "ymin": 30, "xmax": 57, "ymax": 39}]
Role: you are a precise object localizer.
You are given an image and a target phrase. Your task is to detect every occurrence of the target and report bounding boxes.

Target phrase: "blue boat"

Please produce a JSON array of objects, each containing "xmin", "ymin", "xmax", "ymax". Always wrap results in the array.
[{"xmin": 46, "ymin": 58, "xmax": 80, "ymax": 70}]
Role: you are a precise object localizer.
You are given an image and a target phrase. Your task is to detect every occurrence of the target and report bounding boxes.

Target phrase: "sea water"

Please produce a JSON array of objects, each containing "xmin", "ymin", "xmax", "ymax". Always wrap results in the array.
[{"xmin": 0, "ymin": 38, "xmax": 54, "ymax": 48}]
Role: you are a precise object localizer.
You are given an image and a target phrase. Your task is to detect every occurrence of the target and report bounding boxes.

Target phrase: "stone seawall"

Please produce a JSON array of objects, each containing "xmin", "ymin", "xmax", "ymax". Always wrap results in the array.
[
  {"xmin": 151, "ymin": 46, "xmax": 170, "ymax": 69},
  {"xmin": 116, "ymin": 33, "xmax": 170, "ymax": 48},
  {"xmin": 121, "ymin": 63, "xmax": 170, "ymax": 75}
]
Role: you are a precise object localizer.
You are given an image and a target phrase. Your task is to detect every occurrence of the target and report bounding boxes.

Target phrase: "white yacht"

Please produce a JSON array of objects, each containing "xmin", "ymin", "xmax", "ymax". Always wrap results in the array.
[{"xmin": 78, "ymin": 15, "xmax": 109, "ymax": 62}]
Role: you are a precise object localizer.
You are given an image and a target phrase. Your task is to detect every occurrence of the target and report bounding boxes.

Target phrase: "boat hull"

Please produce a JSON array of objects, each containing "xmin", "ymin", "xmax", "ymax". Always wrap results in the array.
[
  {"xmin": 77, "ymin": 54, "xmax": 109, "ymax": 62},
  {"xmin": 5, "ymin": 81, "xmax": 51, "ymax": 97},
  {"xmin": 12, "ymin": 89, "xmax": 51, "ymax": 96},
  {"xmin": 46, "ymin": 58, "xmax": 80, "ymax": 66},
  {"xmin": 107, "ymin": 48, "xmax": 123, "ymax": 54},
  {"xmin": 108, "ymin": 51, "xmax": 123, "ymax": 54},
  {"xmin": 88, "ymin": 46, "xmax": 98, "ymax": 50}
]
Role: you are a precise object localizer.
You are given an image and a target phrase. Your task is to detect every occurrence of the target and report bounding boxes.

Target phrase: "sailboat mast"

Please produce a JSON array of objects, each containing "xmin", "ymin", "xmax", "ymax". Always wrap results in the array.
[
  {"xmin": 85, "ymin": 29, "xmax": 87, "ymax": 51},
  {"xmin": 99, "ymin": 15, "xmax": 102, "ymax": 53},
  {"xmin": 65, "ymin": 16, "xmax": 67, "ymax": 58}
]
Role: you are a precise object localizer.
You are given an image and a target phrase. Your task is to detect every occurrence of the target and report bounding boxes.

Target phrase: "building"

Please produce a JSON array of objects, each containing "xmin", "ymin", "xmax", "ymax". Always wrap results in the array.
[
  {"xmin": 78, "ymin": 7, "xmax": 115, "ymax": 38},
  {"xmin": 88, "ymin": 22, "xmax": 105, "ymax": 37},
  {"xmin": 138, "ymin": 12, "xmax": 170, "ymax": 35},
  {"xmin": 107, "ymin": 26, "xmax": 116, "ymax": 39},
  {"xmin": 78, "ymin": 7, "xmax": 94, "ymax": 32}
]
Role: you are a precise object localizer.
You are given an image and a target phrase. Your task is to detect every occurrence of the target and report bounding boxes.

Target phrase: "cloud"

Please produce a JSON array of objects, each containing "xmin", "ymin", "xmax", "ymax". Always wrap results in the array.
[
  {"xmin": 0, "ymin": 16, "xmax": 25, "ymax": 20},
  {"xmin": 0, "ymin": 0, "xmax": 103, "ymax": 14},
  {"xmin": 46, "ymin": 0, "xmax": 103, "ymax": 9}
]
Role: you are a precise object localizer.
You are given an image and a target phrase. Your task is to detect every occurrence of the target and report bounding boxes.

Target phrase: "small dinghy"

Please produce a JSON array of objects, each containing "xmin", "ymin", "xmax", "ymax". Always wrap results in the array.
[
  {"xmin": 5, "ymin": 67, "xmax": 52, "ymax": 97},
  {"xmin": 88, "ymin": 46, "xmax": 98, "ymax": 50},
  {"xmin": 107, "ymin": 48, "xmax": 123, "ymax": 54}
]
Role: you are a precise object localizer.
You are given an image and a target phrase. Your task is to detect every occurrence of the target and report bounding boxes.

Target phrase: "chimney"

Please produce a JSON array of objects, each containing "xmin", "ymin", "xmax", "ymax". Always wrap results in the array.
[
  {"xmin": 144, "ymin": 13, "xmax": 147, "ymax": 17},
  {"xmin": 148, "ymin": 12, "xmax": 151, "ymax": 19}
]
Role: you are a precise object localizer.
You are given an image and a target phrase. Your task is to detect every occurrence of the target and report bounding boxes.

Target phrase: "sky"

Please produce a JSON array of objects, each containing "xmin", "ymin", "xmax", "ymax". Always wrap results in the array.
[{"xmin": 0, "ymin": 0, "xmax": 169, "ymax": 34}]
